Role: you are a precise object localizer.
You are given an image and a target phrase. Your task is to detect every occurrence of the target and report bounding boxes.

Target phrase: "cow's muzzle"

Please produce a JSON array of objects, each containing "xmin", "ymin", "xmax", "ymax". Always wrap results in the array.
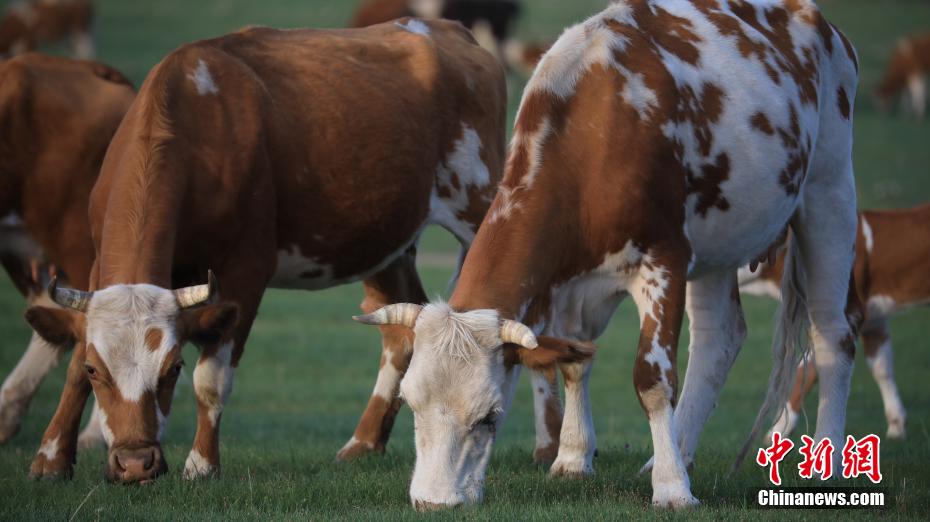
[{"xmin": 107, "ymin": 444, "xmax": 166, "ymax": 484}]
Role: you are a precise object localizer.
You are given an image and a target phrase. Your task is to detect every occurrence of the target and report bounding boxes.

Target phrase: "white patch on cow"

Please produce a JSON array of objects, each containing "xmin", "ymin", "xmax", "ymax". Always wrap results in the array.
[
  {"xmin": 867, "ymin": 295, "xmax": 896, "ymax": 317},
  {"xmin": 396, "ymin": 19, "xmax": 430, "ymax": 36},
  {"xmin": 372, "ymin": 349, "xmax": 401, "ymax": 401},
  {"xmin": 866, "ymin": 337, "xmax": 906, "ymax": 438},
  {"xmin": 85, "ymin": 285, "xmax": 179, "ymax": 403},
  {"xmin": 193, "ymin": 341, "xmax": 233, "ymax": 427},
  {"xmin": 860, "ymin": 215, "xmax": 874, "ymax": 253},
  {"xmin": 409, "ymin": 0, "xmax": 442, "ymax": 19},
  {"xmin": 620, "ymin": 71, "xmax": 659, "ymax": 121},
  {"xmin": 183, "ymin": 448, "xmax": 215, "ymax": 479},
  {"xmin": 531, "ymin": 371, "xmax": 556, "ymax": 451},
  {"xmin": 187, "ymin": 59, "xmax": 219, "ymax": 96},
  {"xmin": 549, "ymin": 361, "xmax": 596, "ymax": 477},
  {"xmin": 768, "ymin": 402, "xmax": 800, "ymax": 439},
  {"xmin": 429, "ymin": 123, "xmax": 492, "ymax": 242},
  {"xmin": 38, "ymin": 435, "xmax": 60, "ymax": 460},
  {"xmin": 641, "ymin": 388, "xmax": 698, "ymax": 508},
  {"xmin": 490, "ymin": 117, "xmax": 552, "ymax": 224},
  {"xmin": 97, "ymin": 406, "xmax": 115, "ymax": 447}
]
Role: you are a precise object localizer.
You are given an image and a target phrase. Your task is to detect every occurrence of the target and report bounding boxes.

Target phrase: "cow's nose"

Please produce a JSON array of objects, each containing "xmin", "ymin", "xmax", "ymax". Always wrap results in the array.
[{"xmin": 110, "ymin": 445, "xmax": 164, "ymax": 483}]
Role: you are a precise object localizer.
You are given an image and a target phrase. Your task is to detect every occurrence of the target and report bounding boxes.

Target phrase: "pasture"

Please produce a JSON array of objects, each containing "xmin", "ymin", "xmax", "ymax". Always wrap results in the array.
[{"xmin": 2, "ymin": 0, "xmax": 930, "ymax": 519}]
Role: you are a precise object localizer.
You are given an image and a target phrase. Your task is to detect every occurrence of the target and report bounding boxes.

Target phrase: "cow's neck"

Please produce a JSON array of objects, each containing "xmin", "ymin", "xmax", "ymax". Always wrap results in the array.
[{"xmin": 95, "ymin": 171, "xmax": 183, "ymax": 289}]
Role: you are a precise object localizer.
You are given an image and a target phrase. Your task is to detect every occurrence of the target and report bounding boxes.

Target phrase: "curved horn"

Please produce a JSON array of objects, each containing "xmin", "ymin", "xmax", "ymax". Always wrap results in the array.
[
  {"xmin": 353, "ymin": 303, "xmax": 422, "ymax": 328},
  {"xmin": 500, "ymin": 319, "xmax": 537, "ymax": 349},
  {"xmin": 48, "ymin": 277, "xmax": 92, "ymax": 312},
  {"xmin": 174, "ymin": 270, "xmax": 218, "ymax": 309}
]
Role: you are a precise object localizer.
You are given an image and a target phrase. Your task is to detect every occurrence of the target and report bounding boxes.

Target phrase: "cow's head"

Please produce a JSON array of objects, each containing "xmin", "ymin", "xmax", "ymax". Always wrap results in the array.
[
  {"xmin": 24, "ymin": 272, "xmax": 238, "ymax": 484},
  {"xmin": 354, "ymin": 302, "xmax": 593, "ymax": 510}
]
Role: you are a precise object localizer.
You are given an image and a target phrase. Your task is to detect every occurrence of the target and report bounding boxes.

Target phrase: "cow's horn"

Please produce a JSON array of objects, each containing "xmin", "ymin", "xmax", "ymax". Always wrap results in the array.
[
  {"xmin": 353, "ymin": 303, "xmax": 422, "ymax": 328},
  {"xmin": 174, "ymin": 270, "xmax": 218, "ymax": 309},
  {"xmin": 48, "ymin": 277, "xmax": 92, "ymax": 312},
  {"xmin": 500, "ymin": 319, "xmax": 537, "ymax": 349}
]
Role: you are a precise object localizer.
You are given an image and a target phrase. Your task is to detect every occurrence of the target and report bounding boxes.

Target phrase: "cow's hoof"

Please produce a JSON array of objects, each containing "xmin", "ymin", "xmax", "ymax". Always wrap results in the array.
[
  {"xmin": 28, "ymin": 455, "xmax": 73, "ymax": 481},
  {"xmin": 182, "ymin": 451, "xmax": 218, "ymax": 480},
  {"xmin": 532, "ymin": 444, "xmax": 559, "ymax": 465},
  {"xmin": 335, "ymin": 437, "xmax": 381, "ymax": 461},
  {"xmin": 548, "ymin": 458, "xmax": 593, "ymax": 478},
  {"xmin": 652, "ymin": 486, "xmax": 699, "ymax": 509},
  {"xmin": 886, "ymin": 419, "xmax": 906, "ymax": 439}
]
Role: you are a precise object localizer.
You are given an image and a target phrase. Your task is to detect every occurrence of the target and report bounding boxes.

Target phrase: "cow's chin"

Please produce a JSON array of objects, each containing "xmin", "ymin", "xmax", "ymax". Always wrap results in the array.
[{"xmin": 409, "ymin": 424, "xmax": 496, "ymax": 510}]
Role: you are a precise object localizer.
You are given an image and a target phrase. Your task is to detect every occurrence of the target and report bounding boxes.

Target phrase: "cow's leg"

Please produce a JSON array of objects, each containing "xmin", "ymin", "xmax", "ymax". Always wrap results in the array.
[
  {"xmin": 665, "ymin": 270, "xmax": 746, "ymax": 470},
  {"xmin": 77, "ymin": 399, "xmax": 105, "ymax": 449},
  {"xmin": 768, "ymin": 356, "xmax": 818, "ymax": 438},
  {"xmin": 907, "ymin": 74, "xmax": 926, "ymax": 119},
  {"xmin": 531, "ymin": 368, "xmax": 562, "ymax": 464},
  {"xmin": 861, "ymin": 319, "xmax": 905, "ymax": 438},
  {"xmin": 548, "ymin": 359, "xmax": 594, "ymax": 477},
  {"xmin": 337, "ymin": 250, "xmax": 426, "ymax": 460},
  {"xmin": 71, "ymin": 30, "xmax": 96, "ymax": 59},
  {"xmin": 0, "ymin": 333, "xmax": 67, "ymax": 443},
  {"xmin": 29, "ymin": 343, "xmax": 91, "ymax": 479},
  {"xmin": 631, "ymin": 249, "xmax": 695, "ymax": 508}
]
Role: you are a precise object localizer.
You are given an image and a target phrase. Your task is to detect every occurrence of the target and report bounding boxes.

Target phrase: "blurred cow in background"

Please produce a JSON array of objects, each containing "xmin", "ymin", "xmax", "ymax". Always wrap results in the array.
[
  {"xmin": 24, "ymin": 19, "xmax": 506, "ymax": 484},
  {"xmin": 0, "ymin": 53, "xmax": 134, "ymax": 444},
  {"xmin": 0, "ymin": 0, "xmax": 95, "ymax": 59},
  {"xmin": 351, "ymin": 0, "xmax": 547, "ymax": 73},
  {"xmin": 740, "ymin": 204, "xmax": 930, "ymax": 440},
  {"xmin": 874, "ymin": 33, "xmax": 930, "ymax": 119}
]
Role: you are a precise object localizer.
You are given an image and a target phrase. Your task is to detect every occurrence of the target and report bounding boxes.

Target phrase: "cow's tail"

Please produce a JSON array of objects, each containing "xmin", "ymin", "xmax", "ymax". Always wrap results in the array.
[{"xmin": 734, "ymin": 232, "xmax": 810, "ymax": 470}]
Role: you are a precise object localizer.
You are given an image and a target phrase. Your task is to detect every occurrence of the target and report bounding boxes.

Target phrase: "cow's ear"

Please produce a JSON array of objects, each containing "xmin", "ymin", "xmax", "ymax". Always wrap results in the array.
[
  {"xmin": 24, "ymin": 306, "xmax": 85, "ymax": 345},
  {"xmin": 179, "ymin": 303, "xmax": 239, "ymax": 346},
  {"xmin": 509, "ymin": 336, "xmax": 596, "ymax": 371}
]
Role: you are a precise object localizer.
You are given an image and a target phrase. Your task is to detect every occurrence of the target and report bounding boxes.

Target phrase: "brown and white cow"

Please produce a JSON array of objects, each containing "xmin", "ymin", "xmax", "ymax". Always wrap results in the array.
[
  {"xmin": 874, "ymin": 33, "xmax": 930, "ymax": 119},
  {"xmin": 356, "ymin": 0, "xmax": 859, "ymax": 509},
  {"xmin": 0, "ymin": 53, "xmax": 134, "ymax": 444},
  {"xmin": 740, "ymin": 204, "xmax": 930, "ymax": 440},
  {"xmin": 23, "ymin": 19, "xmax": 506, "ymax": 483},
  {"xmin": 0, "ymin": 0, "xmax": 95, "ymax": 59}
]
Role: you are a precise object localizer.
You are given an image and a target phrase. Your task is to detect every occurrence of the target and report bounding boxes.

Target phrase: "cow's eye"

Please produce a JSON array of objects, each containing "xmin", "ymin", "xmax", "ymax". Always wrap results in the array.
[
  {"xmin": 168, "ymin": 361, "xmax": 184, "ymax": 378},
  {"xmin": 84, "ymin": 365, "xmax": 97, "ymax": 378},
  {"xmin": 474, "ymin": 412, "xmax": 497, "ymax": 433}
]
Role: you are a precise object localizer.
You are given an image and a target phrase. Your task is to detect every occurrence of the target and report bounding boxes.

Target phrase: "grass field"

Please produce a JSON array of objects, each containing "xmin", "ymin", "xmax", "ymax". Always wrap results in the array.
[{"xmin": 2, "ymin": 0, "xmax": 930, "ymax": 519}]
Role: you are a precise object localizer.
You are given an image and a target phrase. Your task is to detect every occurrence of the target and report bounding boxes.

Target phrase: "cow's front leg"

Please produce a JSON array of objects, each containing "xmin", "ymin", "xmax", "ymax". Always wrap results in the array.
[
  {"xmin": 0, "ymin": 333, "xmax": 67, "ymax": 443},
  {"xmin": 532, "ymin": 368, "xmax": 562, "ymax": 464},
  {"xmin": 631, "ymin": 251, "xmax": 696, "ymax": 509},
  {"xmin": 183, "ymin": 341, "xmax": 235, "ymax": 479},
  {"xmin": 548, "ymin": 359, "xmax": 594, "ymax": 477},
  {"xmin": 29, "ymin": 344, "xmax": 91, "ymax": 479}
]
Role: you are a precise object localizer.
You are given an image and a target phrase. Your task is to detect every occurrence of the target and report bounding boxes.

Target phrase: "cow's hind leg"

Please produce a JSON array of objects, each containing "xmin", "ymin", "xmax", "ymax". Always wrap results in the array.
[
  {"xmin": 0, "ymin": 333, "xmax": 66, "ymax": 443},
  {"xmin": 768, "ymin": 356, "xmax": 817, "ymax": 438},
  {"xmin": 337, "ymin": 249, "xmax": 426, "ymax": 460},
  {"xmin": 630, "ymin": 246, "xmax": 696, "ymax": 508},
  {"xmin": 862, "ymin": 319, "xmax": 905, "ymax": 438}
]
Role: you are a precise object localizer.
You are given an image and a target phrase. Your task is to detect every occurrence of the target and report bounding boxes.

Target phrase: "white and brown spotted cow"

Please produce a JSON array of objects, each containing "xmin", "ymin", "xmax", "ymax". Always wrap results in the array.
[
  {"xmin": 23, "ymin": 19, "xmax": 506, "ymax": 484},
  {"xmin": 0, "ymin": 53, "xmax": 134, "ymax": 444},
  {"xmin": 0, "ymin": 0, "xmax": 95, "ymax": 59},
  {"xmin": 874, "ymin": 33, "xmax": 930, "ymax": 119},
  {"xmin": 356, "ymin": 0, "xmax": 859, "ymax": 510},
  {"xmin": 740, "ymin": 204, "xmax": 930, "ymax": 440}
]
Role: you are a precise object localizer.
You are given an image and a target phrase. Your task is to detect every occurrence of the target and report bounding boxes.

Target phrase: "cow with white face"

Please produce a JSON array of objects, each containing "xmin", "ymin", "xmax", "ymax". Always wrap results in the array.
[
  {"xmin": 358, "ymin": 0, "xmax": 860, "ymax": 509},
  {"xmin": 25, "ymin": 19, "xmax": 507, "ymax": 483}
]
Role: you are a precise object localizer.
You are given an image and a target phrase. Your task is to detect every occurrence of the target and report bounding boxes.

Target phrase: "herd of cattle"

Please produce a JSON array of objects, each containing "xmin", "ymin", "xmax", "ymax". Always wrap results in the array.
[{"xmin": 0, "ymin": 0, "xmax": 927, "ymax": 511}]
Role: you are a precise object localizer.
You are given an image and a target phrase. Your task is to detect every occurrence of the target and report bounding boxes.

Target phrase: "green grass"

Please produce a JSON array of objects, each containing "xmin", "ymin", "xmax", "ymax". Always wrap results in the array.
[{"xmin": 2, "ymin": 0, "xmax": 930, "ymax": 519}]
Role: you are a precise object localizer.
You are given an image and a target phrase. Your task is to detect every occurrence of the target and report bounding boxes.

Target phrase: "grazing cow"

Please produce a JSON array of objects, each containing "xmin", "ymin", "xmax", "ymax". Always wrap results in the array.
[
  {"xmin": 874, "ymin": 33, "xmax": 930, "ymax": 119},
  {"xmin": 0, "ymin": 53, "xmax": 134, "ymax": 444},
  {"xmin": 24, "ymin": 19, "xmax": 506, "ymax": 483},
  {"xmin": 350, "ymin": 0, "xmax": 544, "ymax": 72},
  {"xmin": 741, "ymin": 204, "xmax": 930, "ymax": 440},
  {"xmin": 0, "ymin": 0, "xmax": 95, "ymax": 59},
  {"xmin": 355, "ymin": 0, "xmax": 859, "ymax": 509}
]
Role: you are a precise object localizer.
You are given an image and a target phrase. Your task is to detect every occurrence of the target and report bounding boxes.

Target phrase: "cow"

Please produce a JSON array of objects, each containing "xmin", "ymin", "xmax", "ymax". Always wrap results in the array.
[
  {"xmin": 0, "ymin": 0, "xmax": 95, "ymax": 59},
  {"xmin": 355, "ymin": 0, "xmax": 859, "ymax": 510},
  {"xmin": 350, "ymin": 0, "xmax": 545, "ymax": 72},
  {"xmin": 740, "ymin": 204, "xmax": 930, "ymax": 440},
  {"xmin": 0, "ymin": 53, "xmax": 134, "ymax": 445},
  {"xmin": 22, "ymin": 19, "xmax": 506, "ymax": 484},
  {"xmin": 874, "ymin": 33, "xmax": 930, "ymax": 119}
]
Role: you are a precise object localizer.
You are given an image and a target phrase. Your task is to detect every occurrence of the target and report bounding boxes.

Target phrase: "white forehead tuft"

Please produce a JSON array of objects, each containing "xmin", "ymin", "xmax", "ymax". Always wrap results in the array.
[
  {"xmin": 86, "ymin": 285, "xmax": 179, "ymax": 402},
  {"xmin": 414, "ymin": 302, "xmax": 501, "ymax": 360}
]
